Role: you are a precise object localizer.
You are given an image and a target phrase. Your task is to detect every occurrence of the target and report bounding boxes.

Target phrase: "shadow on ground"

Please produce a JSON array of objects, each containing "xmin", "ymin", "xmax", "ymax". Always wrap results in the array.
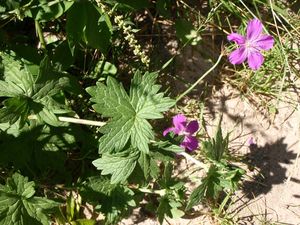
[{"xmin": 242, "ymin": 138, "xmax": 297, "ymax": 199}]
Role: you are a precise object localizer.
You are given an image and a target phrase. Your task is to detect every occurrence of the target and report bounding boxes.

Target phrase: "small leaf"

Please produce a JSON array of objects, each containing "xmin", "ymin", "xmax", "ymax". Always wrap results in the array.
[
  {"xmin": 66, "ymin": 2, "xmax": 112, "ymax": 53},
  {"xmin": 0, "ymin": 96, "xmax": 30, "ymax": 126},
  {"xmin": 157, "ymin": 197, "xmax": 170, "ymax": 224},
  {"xmin": 92, "ymin": 150, "xmax": 139, "ymax": 184},
  {"xmin": 175, "ymin": 19, "xmax": 201, "ymax": 45},
  {"xmin": 186, "ymin": 180, "xmax": 206, "ymax": 210},
  {"xmin": 80, "ymin": 176, "xmax": 135, "ymax": 225},
  {"xmin": 138, "ymin": 152, "xmax": 150, "ymax": 180},
  {"xmin": 25, "ymin": 0, "xmax": 74, "ymax": 22},
  {"xmin": 170, "ymin": 208, "xmax": 185, "ymax": 219},
  {"xmin": 0, "ymin": 51, "xmax": 72, "ymax": 127},
  {"xmin": 0, "ymin": 173, "xmax": 59, "ymax": 225}
]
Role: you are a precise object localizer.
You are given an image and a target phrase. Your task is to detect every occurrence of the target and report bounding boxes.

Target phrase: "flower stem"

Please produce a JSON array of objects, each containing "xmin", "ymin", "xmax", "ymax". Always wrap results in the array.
[
  {"xmin": 178, "ymin": 152, "xmax": 209, "ymax": 172},
  {"xmin": 175, "ymin": 53, "xmax": 223, "ymax": 103}
]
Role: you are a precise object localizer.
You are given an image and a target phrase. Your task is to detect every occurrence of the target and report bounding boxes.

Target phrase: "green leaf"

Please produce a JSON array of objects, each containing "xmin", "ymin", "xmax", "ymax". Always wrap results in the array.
[
  {"xmin": 71, "ymin": 219, "xmax": 96, "ymax": 225},
  {"xmin": 66, "ymin": 2, "xmax": 112, "ymax": 53},
  {"xmin": 0, "ymin": 96, "xmax": 30, "ymax": 126},
  {"xmin": 87, "ymin": 71, "xmax": 175, "ymax": 153},
  {"xmin": 186, "ymin": 180, "xmax": 206, "ymax": 210},
  {"xmin": 175, "ymin": 19, "xmax": 201, "ymax": 45},
  {"xmin": 89, "ymin": 61, "xmax": 117, "ymax": 79},
  {"xmin": 25, "ymin": 0, "xmax": 74, "ymax": 22},
  {"xmin": 0, "ymin": 51, "xmax": 71, "ymax": 127},
  {"xmin": 92, "ymin": 150, "xmax": 139, "ymax": 184},
  {"xmin": 0, "ymin": 124, "xmax": 92, "ymax": 177},
  {"xmin": 186, "ymin": 166, "xmax": 223, "ymax": 209},
  {"xmin": 138, "ymin": 152, "xmax": 150, "ymax": 180},
  {"xmin": 80, "ymin": 176, "xmax": 135, "ymax": 225},
  {"xmin": 202, "ymin": 118, "xmax": 229, "ymax": 162},
  {"xmin": 170, "ymin": 208, "xmax": 185, "ymax": 219},
  {"xmin": 0, "ymin": 173, "xmax": 59, "ymax": 225},
  {"xmin": 0, "ymin": 51, "xmax": 34, "ymax": 96},
  {"xmin": 104, "ymin": 0, "xmax": 149, "ymax": 10},
  {"xmin": 157, "ymin": 197, "xmax": 171, "ymax": 224}
]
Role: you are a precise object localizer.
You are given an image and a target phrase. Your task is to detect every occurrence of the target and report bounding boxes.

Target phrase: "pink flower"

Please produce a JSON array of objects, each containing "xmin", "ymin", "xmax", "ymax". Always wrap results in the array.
[
  {"xmin": 227, "ymin": 18, "xmax": 274, "ymax": 70},
  {"xmin": 163, "ymin": 114, "xmax": 199, "ymax": 151}
]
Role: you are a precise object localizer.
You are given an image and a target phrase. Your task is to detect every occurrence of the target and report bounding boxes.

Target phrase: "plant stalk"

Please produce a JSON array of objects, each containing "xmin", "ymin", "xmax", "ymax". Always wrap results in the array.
[
  {"xmin": 57, "ymin": 116, "xmax": 106, "ymax": 127},
  {"xmin": 35, "ymin": 20, "xmax": 47, "ymax": 51},
  {"xmin": 178, "ymin": 152, "xmax": 209, "ymax": 171},
  {"xmin": 176, "ymin": 53, "xmax": 223, "ymax": 103}
]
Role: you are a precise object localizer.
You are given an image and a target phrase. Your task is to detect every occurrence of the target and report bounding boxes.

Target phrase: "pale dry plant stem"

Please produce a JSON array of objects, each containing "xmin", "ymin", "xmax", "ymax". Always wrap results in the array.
[{"xmin": 57, "ymin": 116, "xmax": 106, "ymax": 127}]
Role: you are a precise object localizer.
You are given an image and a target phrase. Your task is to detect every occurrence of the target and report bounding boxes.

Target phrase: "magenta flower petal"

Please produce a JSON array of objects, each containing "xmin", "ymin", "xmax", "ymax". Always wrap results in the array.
[
  {"xmin": 186, "ymin": 120, "xmax": 199, "ymax": 134},
  {"xmin": 180, "ymin": 136, "xmax": 198, "ymax": 152},
  {"xmin": 246, "ymin": 18, "xmax": 263, "ymax": 40},
  {"xmin": 256, "ymin": 34, "xmax": 274, "ymax": 50},
  {"xmin": 227, "ymin": 33, "xmax": 245, "ymax": 45},
  {"xmin": 248, "ymin": 51, "xmax": 264, "ymax": 70},
  {"xmin": 163, "ymin": 127, "xmax": 176, "ymax": 136},
  {"xmin": 172, "ymin": 114, "xmax": 187, "ymax": 134},
  {"xmin": 228, "ymin": 47, "xmax": 247, "ymax": 65},
  {"xmin": 227, "ymin": 18, "xmax": 274, "ymax": 70}
]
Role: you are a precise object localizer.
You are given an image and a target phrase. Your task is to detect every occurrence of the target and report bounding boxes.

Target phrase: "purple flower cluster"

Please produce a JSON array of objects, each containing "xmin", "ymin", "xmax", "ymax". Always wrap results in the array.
[
  {"xmin": 163, "ymin": 114, "xmax": 199, "ymax": 152},
  {"xmin": 228, "ymin": 18, "xmax": 274, "ymax": 70}
]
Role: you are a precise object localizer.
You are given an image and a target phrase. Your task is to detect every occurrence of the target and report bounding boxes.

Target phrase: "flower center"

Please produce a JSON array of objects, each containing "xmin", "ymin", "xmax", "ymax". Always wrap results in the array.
[{"xmin": 245, "ymin": 40, "xmax": 253, "ymax": 48}]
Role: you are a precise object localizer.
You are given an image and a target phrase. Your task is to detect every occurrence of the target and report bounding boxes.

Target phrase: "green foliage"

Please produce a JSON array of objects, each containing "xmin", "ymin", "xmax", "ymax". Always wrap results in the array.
[
  {"xmin": 156, "ymin": 163, "xmax": 185, "ymax": 224},
  {"xmin": 55, "ymin": 192, "xmax": 96, "ymax": 225},
  {"xmin": 89, "ymin": 61, "xmax": 117, "ymax": 80},
  {"xmin": 87, "ymin": 70, "xmax": 175, "ymax": 154},
  {"xmin": 92, "ymin": 149, "xmax": 139, "ymax": 184},
  {"xmin": 0, "ymin": 173, "xmax": 59, "ymax": 225},
  {"xmin": 25, "ymin": 0, "xmax": 74, "ymax": 22},
  {"xmin": 187, "ymin": 164, "xmax": 245, "ymax": 210},
  {"xmin": 202, "ymin": 119, "xmax": 229, "ymax": 162},
  {"xmin": 0, "ymin": 52, "xmax": 71, "ymax": 127},
  {"xmin": 66, "ymin": 1, "xmax": 112, "ymax": 53},
  {"xmin": 104, "ymin": 0, "xmax": 150, "ymax": 10},
  {"xmin": 80, "ymin": 176, "xmax": 136, "ymax": 225},
  {"xmin": 187, "ymin": 124, "xmax": 245, "ymax": 210},
  {"xmin": 175, "ymin": 19, "xmax": 201, "ymax": 45},
  {"xmin": 0, "ymin": 122, "xmax": 94, "ymax": 178}
]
